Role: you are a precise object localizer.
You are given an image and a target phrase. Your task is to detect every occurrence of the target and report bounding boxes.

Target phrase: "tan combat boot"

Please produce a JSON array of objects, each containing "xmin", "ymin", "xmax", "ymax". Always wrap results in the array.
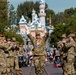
[
  {"xmin": 36, "ymin": 74, "xmax": 40, "ymax": 75},
  {"xmin": 64, "ymin": 71, "xmax": 68, "ymax": 75},
  {"xmin": 5, "ymin": 74, "xmax": 7, "ymax": 75},
  {"xmin": 11, "ymin": 73, "xmax": 14, "ymax": 75},
  {"xmin": 16, "ymin": 71, "xmax": 19, "ymax": 75},
  {"xmin": 16, "ymin": 70, "xmax": 22, "ymax": 75},
  {"xmin": 36, "ymin": 73, "xmax": 38, "ymax": 75},
  {"xmin": 7, "ymin": 72, "xmax": 12, "ymax": 75},
  {"xmin": 19, "ymin": 70, "xmax": 22, "ymax": 75},
  {"xmin": 71, "ymin": 73, "xmax": 75, "ymax": 75},
  {"xmin": 39, "ymin": 74, "xmax": 42, "ymax": 75},
  {"xmin": 36, "ymin": 73, "xmax": 42, "ymax": 75},
  {"xmin": 2, "ymin": 73, "xmax": 7, "ymax": 75}
]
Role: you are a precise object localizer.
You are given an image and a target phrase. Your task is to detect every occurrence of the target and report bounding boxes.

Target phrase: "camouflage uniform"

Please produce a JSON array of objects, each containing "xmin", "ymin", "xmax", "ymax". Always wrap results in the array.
[
  {"xmin": 0, "ymin": 37, "xmax": 7, "ymax": 75},
  {"xmin": 18, "ymin": 45, "xmax": 25, "ymax": 55},
  {"xmin": 5, "ymin": 42, "xmax": 11, "ymax": 75},
  {"xmin": 27, "ymin": 32, "xmax": 48, "ymax": 75},
  {"xmin": 11, "ymin": 37, "xmax": 22, "ymax": 75},
  {"xmin": 57, "ymin": 34, "xmax": 68, "ymax": 75},
  {"xmin": 7, "ymin": 40, "xmax": 15, "ymax": 75},
  {"xmin": 74, "ymin": 40, "xmax": 76, "ymax": 72},
  {"xmin": 1, "ymin": 37, "xmax": 14, "ymax": 75},
  {"xmin": 65, "ymin": 34, "xmax": 76, "ymax": 75}
]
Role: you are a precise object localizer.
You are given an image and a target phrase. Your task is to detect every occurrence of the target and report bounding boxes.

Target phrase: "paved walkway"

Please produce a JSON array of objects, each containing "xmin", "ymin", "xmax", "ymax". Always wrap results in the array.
[{"xmin": 22, "ymin": 62, "xmax": 63, "ymax": 75}]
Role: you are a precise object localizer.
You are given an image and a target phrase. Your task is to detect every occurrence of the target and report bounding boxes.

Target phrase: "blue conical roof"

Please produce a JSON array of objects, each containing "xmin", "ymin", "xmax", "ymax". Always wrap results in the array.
[
  {"xmin": 29, "ymin": 14, "xmax": 42, "ymax": 28},
  {"xmin": 19, "ymin": 15, "xmax": 27, "ymax": 24},
  {"xmin": 32, "ymin": 9, "xmax": 36, "ymax": 13}
]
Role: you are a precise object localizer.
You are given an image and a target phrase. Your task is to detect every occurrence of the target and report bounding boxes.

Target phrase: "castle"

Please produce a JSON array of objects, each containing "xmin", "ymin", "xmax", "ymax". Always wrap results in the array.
[{"xmin": 19, "ymin": 0, "xmax": 53, "ymax": 37}]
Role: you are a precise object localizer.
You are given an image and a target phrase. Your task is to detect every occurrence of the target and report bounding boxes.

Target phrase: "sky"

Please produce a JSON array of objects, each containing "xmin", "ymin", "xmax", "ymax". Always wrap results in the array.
[{"xmin": 8, "ymin": 0, "xmax": 76, "ymax": 13}]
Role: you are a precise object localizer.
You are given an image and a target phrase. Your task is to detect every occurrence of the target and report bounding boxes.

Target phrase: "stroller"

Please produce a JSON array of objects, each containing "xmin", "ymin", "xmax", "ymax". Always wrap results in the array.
[{"xmin": 54, "ymin": 55, "xmax": 62, "ymax": 67}]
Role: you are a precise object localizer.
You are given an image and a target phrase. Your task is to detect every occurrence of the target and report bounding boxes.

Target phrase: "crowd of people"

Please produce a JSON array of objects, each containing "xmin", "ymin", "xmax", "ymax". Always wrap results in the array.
[
  {"xmin": 57, "ymin": 33, "xmax": 76, "ymax": 75},
  {"xmin": 0, "ymin": 34, "xmax": 25, "ymax": 75}
]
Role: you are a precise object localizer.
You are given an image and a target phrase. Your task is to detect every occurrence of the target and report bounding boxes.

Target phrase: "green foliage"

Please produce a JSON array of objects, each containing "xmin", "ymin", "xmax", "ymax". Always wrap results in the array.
[
  {"xmin": 0, "ymin": 0, "xmax": 8, "ymax": 33},
  {"xmin": 46, "ymin": 9, "xmax": 55, "ymax": 25},
  {"xmin": 0, "ymin": 23, "xmax": 5, "ymax": 33},
  {"xmin": 49, "ymin": 7, "xmax": 76, "ymax": 47},
  {"xmin": 17, "ymin": 1, "xmax": 36, "ymax": 23},
  {"xmin": 4, "ymin": 31, "xmax": 24, "ymax": 45},
  {"xmin": 49, "ymin": 24, "xmax": 65, "ymax": 46},
  {"xmin": 16, "ymin": 1, "xmax": 54, "ymax": 24},
  {"xmin": 8, "ymin": 4, "xmax": 17, "ymax": 25}
]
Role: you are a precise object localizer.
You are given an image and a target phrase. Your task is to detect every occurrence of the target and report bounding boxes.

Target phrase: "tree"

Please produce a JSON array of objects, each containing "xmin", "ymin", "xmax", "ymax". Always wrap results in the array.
[
  {"xmin": 49, "ymin": 24, "xmax": 66, "ymax": 47},
  {"xmin": 46, "ymin": 9, "xmax": 55, "ymax": 25},
  {"xmin": 65, "ymin": 18, "xmax": 76, "ymax": 35},
  {"xmin": 8, "ymin": 4, "xmax": 17, "ymax": 25},
  {"xmin": 16, "ymin": 1, "xmax": 54, "ymax": 24},
  {"xmin": 17, "ymin": 1, "xmax": 35, "ymax": 24},
  {"xmin": 0, "ymin": 0, "xmax": 8, "ymax": 33},
  {"xmin": 49, "ymin": 7, "xmax": 76, "ymax": 47},
  {"xmin": 4, "ymin": 31, "xmax": 24, "ymax": 45}
]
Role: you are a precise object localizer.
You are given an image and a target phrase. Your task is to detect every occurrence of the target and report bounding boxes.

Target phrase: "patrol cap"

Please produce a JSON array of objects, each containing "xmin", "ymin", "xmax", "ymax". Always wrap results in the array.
[
  {"xmin": 12, "ymin": 37, "xmax": 16, "ymax": 41},
  {"xmin": 0, "ymin": 37, "xmax": 2, "ymax": 40},
  {"xmin": 0, "ymin": 34, "xmax": 4, "ymax": 37},
  {"xmin": 61, "ymin": 34, "xmax": 66, "ymax": 38},
  {"xmin": 7, "ymin": 38, "xmax": 11, "ymax": 41},
  {"xmin": 0, "ymin": 36, "xmax": 6, "ymax": 40},
  {"xmin": 68, "ymin": 33, "xmax": 75, "ymax": 38},
  {"xmin": 36, "ymin": 32, "xmax": 40, "ymax": 36}
]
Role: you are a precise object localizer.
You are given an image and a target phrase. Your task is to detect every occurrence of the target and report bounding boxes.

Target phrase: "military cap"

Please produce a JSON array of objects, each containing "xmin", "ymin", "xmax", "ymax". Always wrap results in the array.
[
  {"xmin": 0, "ymin": 34, "xmax": 4, "ymax": 37},
  {"xmin": 36, "ymin": 32, "xmax": 40, "ymax": 36},
  {"xmin": 12, "ymin": 37, "xmax": 16, "ymax": 41},
  {"xmin": 7, "ymin": 38, "xmax": 11, "ymax": 41},
  {"xmin": 61, "ymin": 34, "xmax": 66, "ymax": 38},
  {"xmin": 0, "ymin": 37, "xmax": 2, "ymax": 40},
  {"xmin": 68, "ymin": 33, "xmax": 75, "ymax": 38},
  {"xmin": 0, "ymin": 36, "xmax": 5, "ymax": 40}
]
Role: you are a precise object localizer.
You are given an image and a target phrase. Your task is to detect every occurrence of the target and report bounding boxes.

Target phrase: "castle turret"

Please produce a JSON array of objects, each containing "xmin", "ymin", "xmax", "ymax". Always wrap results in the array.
[
  {"xmin": 38, "ymin": 0, "xmax": 46, "ymax": 26},
  {"xmin": 32, "ymin": 9, "xmax": 36, "ymax": 21},
  {"xmin": 48, "ymin": 16, "xmax": 54, "ymax": 36},
  {"xmin": 19, "ymin": 15, "xmax": 27, "ymax": 35}
]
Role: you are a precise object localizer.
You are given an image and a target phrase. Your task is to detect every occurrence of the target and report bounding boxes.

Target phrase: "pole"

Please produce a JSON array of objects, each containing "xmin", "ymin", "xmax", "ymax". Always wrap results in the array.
[{"xmin": 35, "ymin": 22, "xmax": 38, "ymax": 36}]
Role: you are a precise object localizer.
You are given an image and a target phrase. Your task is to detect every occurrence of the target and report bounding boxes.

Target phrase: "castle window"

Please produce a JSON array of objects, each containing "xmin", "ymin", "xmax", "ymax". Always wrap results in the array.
[
  {"xmin": 21, "ymin": 20, "xmax": 24, "ymax": 22},
  {"xmin": 41, "ymin": 11, "xmax": 44, "ymax": 13},
  {"xmin": 22, "ymin": 31, "xmax": 24, "ymax": 34}
]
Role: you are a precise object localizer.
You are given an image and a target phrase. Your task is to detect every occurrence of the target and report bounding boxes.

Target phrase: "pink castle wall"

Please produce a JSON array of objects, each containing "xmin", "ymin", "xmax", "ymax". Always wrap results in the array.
[
  {"xmin": 30, "ymin": 26, "xmax": 45, "ymax": 37},
  {"xmin": 20, "ymin": 24, "xmax": 26, "ymax": 34}
]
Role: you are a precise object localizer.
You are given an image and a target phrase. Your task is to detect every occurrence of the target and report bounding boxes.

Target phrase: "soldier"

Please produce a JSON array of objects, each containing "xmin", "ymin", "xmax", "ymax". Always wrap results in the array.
[
  {"xmin": 0, "ymin": 49, "xmax": 7, "ymax": 75},
  {"xmin": 25, "ymin": 25, "xmax": 48, "ymax": 75},
  {"xmin": 0, "ymin": 37, "xmax": 14, "ymax": 75},
  {"xmin": 18, "ymin": 44, "xmax": 25, "ymax": 55},
  {"xmin": 0, "ymin": 36, "xmax": 7, "ymax": 75},
  {"xmin": 57, "ymin": 34, "xmax": 68, "ymax": 75},
  {"xmin": 6, "ymin": 38, "xmax": 15, "ymax": 75},
  {"xmin": 74, "ymin": 37, "xmax": 76, "ymax": 72},
  {"xmin": 64, "ymin": 34, "xmax": 76, "ymax": 75},
  {"xmin": 11, "ymin": 37, "xmax": 22, "ymax": 75}
]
